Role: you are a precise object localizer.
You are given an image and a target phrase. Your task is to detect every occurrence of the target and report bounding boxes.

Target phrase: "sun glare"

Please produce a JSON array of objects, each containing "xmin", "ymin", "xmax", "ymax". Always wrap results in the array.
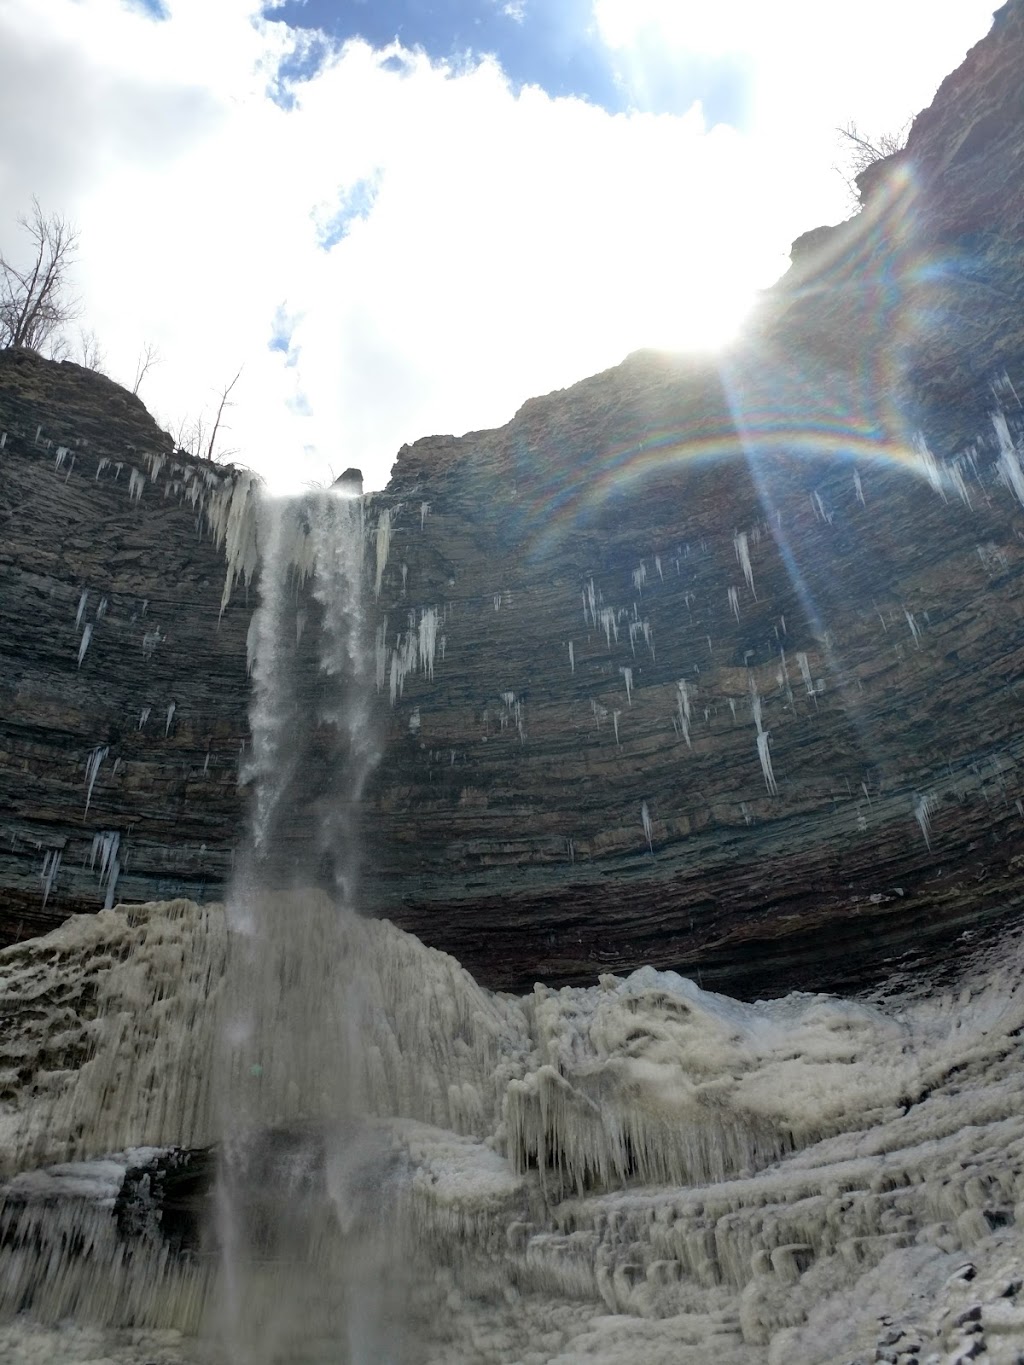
[{"xmin": 636, "ymin": 285, "xmax": 755, "ymax": 355}]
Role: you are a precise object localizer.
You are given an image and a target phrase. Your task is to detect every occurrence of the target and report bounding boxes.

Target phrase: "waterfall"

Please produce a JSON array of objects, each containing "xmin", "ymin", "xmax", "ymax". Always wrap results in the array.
[{"xmin": 214, "ymin": 487, "xmax": 398, "ymax": 1363}]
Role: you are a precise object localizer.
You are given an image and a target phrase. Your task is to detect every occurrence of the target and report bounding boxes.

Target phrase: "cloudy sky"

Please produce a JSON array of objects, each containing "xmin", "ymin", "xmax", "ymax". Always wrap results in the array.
[{"xmin": 0, "ymin": 0, "xmax": 998, "ymax": 491}]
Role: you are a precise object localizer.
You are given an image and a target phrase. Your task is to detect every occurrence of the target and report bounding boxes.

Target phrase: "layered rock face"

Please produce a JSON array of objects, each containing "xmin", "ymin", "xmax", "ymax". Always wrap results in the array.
[
  {"xmin": 0, "ymin": 348, "xmax": 253, "ymax": 941},
  {"xmin": 3, "ymin": 3, "xmax": 1024, "ymax": 1001}
]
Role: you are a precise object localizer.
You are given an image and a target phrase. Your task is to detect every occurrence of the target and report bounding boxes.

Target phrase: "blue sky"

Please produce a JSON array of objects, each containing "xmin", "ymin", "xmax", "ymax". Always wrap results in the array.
[
  {"xmin": 269, "ymin": 0, "xmax": 748, "ymax": 123},
  {"xmin": 0, "ymin": 0, "xmax": 1000, "ymax": 491}
]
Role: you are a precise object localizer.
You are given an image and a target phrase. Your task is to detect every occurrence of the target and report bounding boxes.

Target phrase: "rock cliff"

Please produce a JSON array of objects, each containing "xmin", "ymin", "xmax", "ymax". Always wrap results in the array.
[{"xmin": 3, "ymin": 2, "xmax": 1024, "ymax": 998}]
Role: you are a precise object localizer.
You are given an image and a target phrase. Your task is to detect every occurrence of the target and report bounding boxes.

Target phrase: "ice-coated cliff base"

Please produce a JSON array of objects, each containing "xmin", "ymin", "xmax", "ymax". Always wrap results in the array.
[{"xmin": 1, "ymin": 895, "xmax": 1023, "ymax": 1364}]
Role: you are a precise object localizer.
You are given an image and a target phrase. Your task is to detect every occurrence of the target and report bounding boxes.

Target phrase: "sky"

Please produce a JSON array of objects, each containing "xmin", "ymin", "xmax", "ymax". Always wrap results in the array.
[{"xmin": 0, "ymin": 0, "xmax": 999, "ymax": 491}]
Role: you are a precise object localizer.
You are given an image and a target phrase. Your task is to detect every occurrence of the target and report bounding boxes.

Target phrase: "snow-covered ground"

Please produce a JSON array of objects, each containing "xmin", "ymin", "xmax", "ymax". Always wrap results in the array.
[{"xmin": 1, "ymin": 895, "xmax": 1022, "ymax": 1363}]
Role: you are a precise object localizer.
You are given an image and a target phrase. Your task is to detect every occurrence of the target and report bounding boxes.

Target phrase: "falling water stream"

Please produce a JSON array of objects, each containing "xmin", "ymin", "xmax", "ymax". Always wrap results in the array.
[{"xmin": 213, "ymin": 486, "xmax": 399, "ymax": 1364}]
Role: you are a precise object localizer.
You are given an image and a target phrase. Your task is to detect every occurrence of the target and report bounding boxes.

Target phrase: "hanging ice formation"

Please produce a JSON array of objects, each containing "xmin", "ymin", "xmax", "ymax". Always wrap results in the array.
[
  {"xmin": 39, "ymin": 849, "xmax": 61, "ymax": 907},
  {"xmin": 993, "ymin": 408, "xmax": 1024, "ymax": 508},
  {"xmin": 796, "ymin": 651, "xmax": 814, "ymax": 696},
  {"xmin": 728, "ymin": 585, "xmax": 741, "ymax": 621},
  {"xmin": 734, "ymin": 531, "xmax": 755, "ymax": 598},
  {"xmin": 76, "ymin": 624, "xmax": 92, "ymax": 669},
  {"xmin": 83, "ymin": 746, "xmax": 108, "ymax": 814},
  {"xmin": 641, "ymin": 801, "xmax": 653, "ymax": 851},
  {"xmin": 915, "ymin": 793, "xmax": 935, "ymax": 849},
  {"xmin": 88, "ymin": 833, "xmax": 121, "ymax": 909},
  {"xmin": 751, "ymin": 689, "xmax": 778, "ymax": 796},
  {"xmin": 676, "ymin": 680, "xmax": 692, "ymax": 749}
]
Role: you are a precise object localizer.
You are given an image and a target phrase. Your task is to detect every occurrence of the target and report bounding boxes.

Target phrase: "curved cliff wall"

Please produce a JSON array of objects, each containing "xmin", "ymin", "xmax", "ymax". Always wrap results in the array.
[{"xmin": 3, "ymin": 2, "xmax": 1024, "ymax": 997}]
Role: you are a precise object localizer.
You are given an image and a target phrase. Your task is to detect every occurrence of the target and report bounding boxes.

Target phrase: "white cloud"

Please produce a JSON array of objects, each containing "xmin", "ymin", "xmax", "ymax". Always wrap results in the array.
[{"xmin": 0, "ymin": 0, "xmax": 998, "ymax": 491}]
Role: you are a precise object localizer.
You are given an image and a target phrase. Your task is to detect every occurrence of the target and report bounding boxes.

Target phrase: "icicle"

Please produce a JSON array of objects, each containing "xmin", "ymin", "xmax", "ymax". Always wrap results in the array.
[
  {"xmin": 993, "ymin": 408, "xmax": 1024, "ymax": 508},
  {"xmin": 641, "ymin": 801, "xmax": 653, "ymax": 852},
  {"xmin": 676, "ymin": 680, "xmax": 693, "ymax": 750},
  {"xmin": 584, "ymin": 577, "xmax": 598, "ymax": 626},
  {"xmin": 915, "ymin": 794, "xmax": 934, "ymax": 850},
  {"xmin": 853, "ymin": 469, "xmax": 865, "ymax": 505},
  {"xmin": 734, "ymin": 531, "xmax": 755, "ymax": 598},
  {"xmin": 75, "ymin": 590, "xmax": 89, "ymax": 629},
  {"xmin": 620, "ymin": 666, "xmax": 633, "ymax": 705},
  {"xmin": 77, "ymin": 624, "xmax": 93, "ymax": 668},
  {"xmin": 165, "ymin": 701, "xmax": 176, "ymax": 736},
  {"xmin": 567, "ymin": 641, "xmax": 575, "ymax": 673},
  {"xmin": 40, "ymin": 849, "xmax": 62, "ymax": 907},
  {"xmin": 565, "ymin": 837, "xmax": 575, "ymax": 863},
  {"xmin": 756, "ymin": 730, "xmax": 777, "ymax": 796},
  {"xmin": 598, "ymin": 607, "xmax": 618, "ymax": 646},
  {"xmin": 913, "ymin": 433, "xmax": 946, "ymax": 499},
  {"xmin": 84, "ymin": 746, "xmax": 109, "ymax": 814},
  {"xmin": 138, "ymin": 706, "xmax": 151, "ymax": 730},
  {"xmin": 949, "ymin": 461, "xmax": 973, "ymax": 508},
  {"xmin": 632, "ymin": 562, "xmax": 647, "ymax": 593},
  {"xmin": 728, "ymin": 586, "xmax": 740, "ymax": 621},
  {"xmin": 142, "ymin": 628, "xmax": 162, "ymax": 659},
  {"xmin": 751, "ymin": 687, "xmax": 777, "ymax": 795},
  {"xmin": 420, "ymin": 501, "xmax": 430, "ymax": 528},
  {"xmin": 612, "ymin": 710, "xmax": 621, "ymax": 747},
  {"xmin": 810, "ymin": 490, "xmax": 832, "ymax": 524},
  {"xmin": 905, "ymin": 610, "xmax": 922, "ymax": 647},
  {"xmin": 654, "ymin": 555, "xmax": 663, "ymax": 581},
  {"xmin": 89, "ymin": 832, "xmax": 121, "ymax": 909},
  {"xmin": 418, "ymin": 607, "xmax": 439, "ymax": 679},
  {"xmin": 796, "ymin": 652, "xmax": 814, "ymax": 695},
  {"xmin": 128, "ymin": 468, "xmax": 146, "ymax": 504}
]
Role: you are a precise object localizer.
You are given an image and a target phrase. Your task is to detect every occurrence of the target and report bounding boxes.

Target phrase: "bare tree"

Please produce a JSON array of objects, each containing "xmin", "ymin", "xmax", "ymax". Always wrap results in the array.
[
  {"xmin": 75, "ymin": 327, "xmax": 105, "ymax": 372},
  {"xmin": 0, "ymin": 199, "xmax": 80, "ymax": 351},
  {"xmin": 207, "ymin": 367, "xmax": 242, "ymax": 463},
  {"xmin": 132, "ymin": 340, "xmax": 162, "ymax": 396},
  {"xmin": 834, "ymin": 120, "xmax": 911, "ymax": 205},
  {"xmin": 173, "ymin": 412, "xmax": 205, "ymax": 458}
]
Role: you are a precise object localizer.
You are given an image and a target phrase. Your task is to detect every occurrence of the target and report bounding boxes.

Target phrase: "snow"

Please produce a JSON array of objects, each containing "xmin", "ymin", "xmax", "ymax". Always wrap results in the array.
[{"xmin": 1, "ymin": 901, "xmax": 1023, "ymax": 1362}]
